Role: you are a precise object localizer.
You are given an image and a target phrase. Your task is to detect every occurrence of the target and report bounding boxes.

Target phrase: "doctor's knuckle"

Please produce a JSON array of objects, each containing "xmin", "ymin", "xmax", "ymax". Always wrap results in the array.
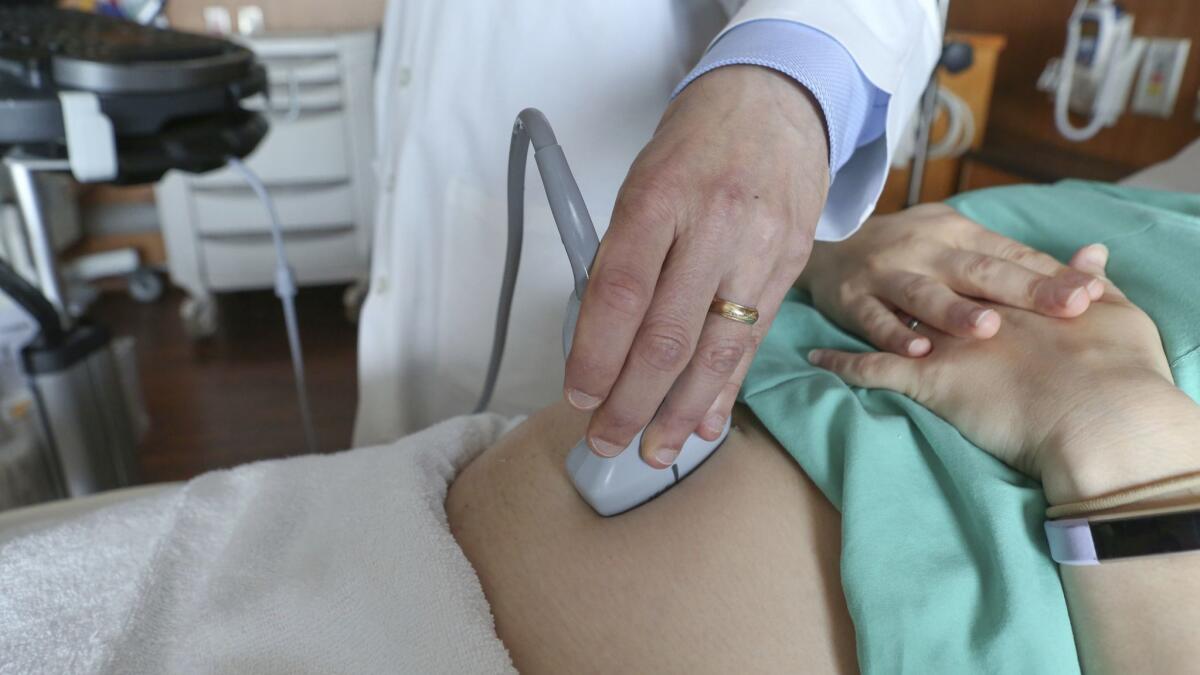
[
  {"xmin": 747, "ymin": 325, "xmax": 765, "ymax": 351},
  {"xmin": 657, "ymin": 402, "xmax": 701, "ymax": 431},
  {"xmin": 567, "ymin": 354, "xmax": 619, "ymax": 386},
  {"xmin": 618, "ymin": 177, "xmax": 681, "ymax": 224},
  {"xmin": 789, "ymin": 234, "xmax": 814, "ymax": 262},
  {"xmin": 698, "ymin": 178, "xmax": 755, "ymax": 230},
  {"xmin": 635, "ymin": 320, "xmax": 693, "ymax": 373},
  {"xmin": 598, "ymin": 407, "xmax": 641, "ymax": 436},
  {"xmin": 592, "ymin": 266, "xmax": 650, "ymax": 317},
  {"xmin": 708, "ymin": 174, "xmax": 753, "ymax": 213},
  {"xmin": 741, "ymin": 219, "xmax": 781, "ymax": 257},
  {"xmin": 695, "ymin": 335, "xmax": 746, "ymax": 376}
]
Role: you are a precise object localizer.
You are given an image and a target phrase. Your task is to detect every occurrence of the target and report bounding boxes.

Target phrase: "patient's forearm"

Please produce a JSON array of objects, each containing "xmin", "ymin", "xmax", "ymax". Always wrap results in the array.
[
  {"xmin": 1045, "ymin": 381, "xmax": 1200, "ymax": 674},
  {"xmin": 1041, "ymin": 373, "xmax": 1200, "ymax": 507}
]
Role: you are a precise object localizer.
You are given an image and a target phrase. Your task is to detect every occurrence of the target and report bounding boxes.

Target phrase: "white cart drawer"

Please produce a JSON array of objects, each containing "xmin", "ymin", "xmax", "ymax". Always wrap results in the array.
[
  {"xmin": 260, "ymin": 57, "xmax": 342, "ymax": 86},
  {"xmin": 190, "ymin": 111, "xmax": 349, "ymax": 187},
  {"xmin": 242, "ymin": 82, "xmax": 343, "ymax": 115},
  {"xmin": 200, "ymin": 229, "xmax": 364, "ymax": 290},
  {"xmin": 191, "ymin": 183, "xmax": 355, "ymax": 236}
]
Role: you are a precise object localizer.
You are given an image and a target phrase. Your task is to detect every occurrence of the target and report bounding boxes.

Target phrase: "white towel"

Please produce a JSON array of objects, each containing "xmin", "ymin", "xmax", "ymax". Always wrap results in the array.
[{"xmin": 0, "ymin": 413, "xmax": 519, "ymax": 674}]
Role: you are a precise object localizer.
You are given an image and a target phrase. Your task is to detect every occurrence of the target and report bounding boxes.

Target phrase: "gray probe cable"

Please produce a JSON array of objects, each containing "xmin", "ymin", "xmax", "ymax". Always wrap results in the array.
[
  {"xmin": 474, "ymin": 108, "xmax": 600, "ymax": 413},
  {"xmin": 227, "ymin": 157, "xmax": 320, "ymax": 454}
]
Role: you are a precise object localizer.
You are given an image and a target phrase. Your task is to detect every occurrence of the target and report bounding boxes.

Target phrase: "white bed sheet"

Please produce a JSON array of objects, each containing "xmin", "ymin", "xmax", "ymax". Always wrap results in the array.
[{"xmin": 1120, "ymin": 138, "xmax": 1200, "ymax": 193}]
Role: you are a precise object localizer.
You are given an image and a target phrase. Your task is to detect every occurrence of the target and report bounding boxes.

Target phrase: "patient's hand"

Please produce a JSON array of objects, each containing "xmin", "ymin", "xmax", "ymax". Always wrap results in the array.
[
  {"xmin": 810, "ymin": 244, "xmax": 1200, "ymax": 505},
  {"xmin": 799, "ymin": 204, "xmax": 1105, "ymax": 357}
]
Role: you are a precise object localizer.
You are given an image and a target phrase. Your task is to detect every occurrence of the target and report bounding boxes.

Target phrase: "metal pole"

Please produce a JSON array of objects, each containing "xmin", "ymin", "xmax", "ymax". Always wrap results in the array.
[
  {"xmin": 5, "ymin": 155, "xmax": 73, "ymax": 328},
  {"xmin": 906, "ymin": 0, "xmax": 952, "ymax": 207}
]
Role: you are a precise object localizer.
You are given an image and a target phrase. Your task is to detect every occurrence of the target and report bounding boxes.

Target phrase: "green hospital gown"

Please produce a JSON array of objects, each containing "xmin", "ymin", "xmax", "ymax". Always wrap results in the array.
[{"xmin": 740, "ymin": 181, "xmax": 1200, "ymax": 673}]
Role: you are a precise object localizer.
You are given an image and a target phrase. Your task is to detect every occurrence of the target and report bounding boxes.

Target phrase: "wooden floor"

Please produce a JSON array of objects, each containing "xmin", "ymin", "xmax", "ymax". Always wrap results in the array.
[{"xmin": 90, "ymin": 284, "xmax": 359, "ymax": 484}]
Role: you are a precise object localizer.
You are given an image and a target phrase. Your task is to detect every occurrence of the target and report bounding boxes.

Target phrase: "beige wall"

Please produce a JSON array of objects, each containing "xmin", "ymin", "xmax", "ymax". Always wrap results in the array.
[{"xmin": 166, "ymin": 0, "xmax": 387, "ymax": 32}]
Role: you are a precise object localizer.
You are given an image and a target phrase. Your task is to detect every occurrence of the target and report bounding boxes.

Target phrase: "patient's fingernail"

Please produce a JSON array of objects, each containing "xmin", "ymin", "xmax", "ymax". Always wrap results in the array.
[
  {"xmin": 969, "ymin": 308, "xmax": 993, "ymax": 327},
  {"xmin": 566, "ymin": 388, "xmax": 602, "ymax": 410},
  {"xmin": 588, "ymin": 436, "xmax": 624, "ymax": 457},
  {"xmin": 1082, "ymin": 243, "xmax": 1109, "ymax": 268},
  {"xmin": 702, "ymin": 413, "xmax": 725, "ymax": 436},
  {"xmin": 807, "ymin": 349, "xmax": 825, "ymax": 364},
  {"xmin": 653, "ymin": 447, "xmax": 679, "ymax": 467},
  {"xmin": 907, "ymin": 337, "xmax": 931, "ymax": 356},
  {"xmin": 1056, "ymin": 285, "xmax": 1084, "ymax": 308}
]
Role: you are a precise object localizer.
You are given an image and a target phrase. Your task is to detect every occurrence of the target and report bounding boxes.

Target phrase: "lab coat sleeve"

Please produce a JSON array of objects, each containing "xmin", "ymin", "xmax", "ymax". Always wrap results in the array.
[{"xmin": 718, "ymin": 0, "xmax": 942, "ymax": 241}]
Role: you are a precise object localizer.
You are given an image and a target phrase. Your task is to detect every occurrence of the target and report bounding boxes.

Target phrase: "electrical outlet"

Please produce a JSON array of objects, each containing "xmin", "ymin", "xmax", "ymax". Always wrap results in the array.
[{"xmin": 1131, "ymin": 38, "xmax": 1191, "ymax": 118}]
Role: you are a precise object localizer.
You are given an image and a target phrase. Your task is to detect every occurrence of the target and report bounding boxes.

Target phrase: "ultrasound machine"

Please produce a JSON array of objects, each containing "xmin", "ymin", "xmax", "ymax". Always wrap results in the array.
[{"xmin": 0, "ymin": 0, "xmax": 267, "ymax": 498}]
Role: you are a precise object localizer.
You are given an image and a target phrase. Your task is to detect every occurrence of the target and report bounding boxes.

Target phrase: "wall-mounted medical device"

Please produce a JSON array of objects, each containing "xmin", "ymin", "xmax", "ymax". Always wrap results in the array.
[{"xmin": 1037, "ymin": 0, "xmax": 1146, "ymax": 141}]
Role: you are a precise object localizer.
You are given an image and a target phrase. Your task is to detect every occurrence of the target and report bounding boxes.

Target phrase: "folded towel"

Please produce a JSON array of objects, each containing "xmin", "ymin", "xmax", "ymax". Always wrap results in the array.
[{"xmin": 0, "ymin": 413, "xmax": 519, "ymax": 675}]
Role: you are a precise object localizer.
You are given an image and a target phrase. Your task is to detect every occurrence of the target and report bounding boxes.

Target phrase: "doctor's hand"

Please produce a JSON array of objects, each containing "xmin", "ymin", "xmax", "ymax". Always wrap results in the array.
[
  {"xmin": 798, "ymin": 204, "xmax": 1106, "ymax": 357},
  {"xmin": 564, "ymin": 65, "xmax": 829, "ymax": 469}
]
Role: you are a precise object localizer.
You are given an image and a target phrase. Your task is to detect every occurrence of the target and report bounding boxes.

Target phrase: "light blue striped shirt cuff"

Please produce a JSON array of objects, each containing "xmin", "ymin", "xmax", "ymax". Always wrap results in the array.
[{"xmin": 673, "ymin": 19, "xmax": 888, "ymax": 176}]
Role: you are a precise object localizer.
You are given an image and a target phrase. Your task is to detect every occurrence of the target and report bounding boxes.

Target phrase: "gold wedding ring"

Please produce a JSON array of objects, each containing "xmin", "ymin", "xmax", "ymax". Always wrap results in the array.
[{"xmin": 709, "ymin": 297, "xmax": 759, "ymax": 325}]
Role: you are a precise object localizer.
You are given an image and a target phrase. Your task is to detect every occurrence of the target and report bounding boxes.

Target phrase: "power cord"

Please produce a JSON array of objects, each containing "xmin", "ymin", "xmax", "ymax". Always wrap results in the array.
[{"xmin": 226, "ymin": 157, "xmax": 319, "ymax": 454}]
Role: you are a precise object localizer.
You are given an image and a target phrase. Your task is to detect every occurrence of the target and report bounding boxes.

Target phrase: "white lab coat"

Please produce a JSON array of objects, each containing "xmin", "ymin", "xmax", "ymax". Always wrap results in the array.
[{"xmin": 354, "ymin": 0, "xmax": 941, "ymax": 446}]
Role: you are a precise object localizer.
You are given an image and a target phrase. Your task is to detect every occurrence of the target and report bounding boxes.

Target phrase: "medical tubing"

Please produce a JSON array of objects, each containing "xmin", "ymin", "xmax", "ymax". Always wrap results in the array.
[
  {"xmin": 474, "ymin": 109, "xmax": 600, "ymax": 413},
  {"xmin": 226, "ymin": 157, "xmax": 320, "ymax": 455},
  {"xmin": 927, "ymin": 88, "xmax": 975, "ymax": 159},
  {"xmin": 0, "ymin": 259, "xmax": 64, "ymax": 347},
  {"xmin": 1055, "ymin": 0, "xmax": 1109, "ymax": 142}
]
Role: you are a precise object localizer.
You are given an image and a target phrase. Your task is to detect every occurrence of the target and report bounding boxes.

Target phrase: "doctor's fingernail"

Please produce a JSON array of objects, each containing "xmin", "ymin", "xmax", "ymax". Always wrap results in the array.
[
  {"xmin": 589, "ymin": 436, "xmax": 624, "ymax": 457},
  {"xmin": 1085, "ymin": 278, "xmax": 1105, "ymax": 300},
  {"xmin": 702, "ymin": 413, "xmax": 725, "ymax": 436},
  {"xmin": 566, "ymin": 388, "xmax": 602, "ymax": 410},
  {"xmin": 653, "ymin": 447, "xmax": 679, "ymax": 467}
]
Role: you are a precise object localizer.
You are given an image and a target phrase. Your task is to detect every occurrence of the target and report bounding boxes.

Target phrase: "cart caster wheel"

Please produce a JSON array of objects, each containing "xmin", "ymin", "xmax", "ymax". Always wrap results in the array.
[
  {"xmin": 128, "ymin": 268, "xmax": 164, "ymax": 303},
  {"xmin": 343, "ymin": 281, "xmax": 367, "ymax": 323},
  {"xmin": 181, "ymin": 296, "xmax": 218, "ymax": 339}
]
